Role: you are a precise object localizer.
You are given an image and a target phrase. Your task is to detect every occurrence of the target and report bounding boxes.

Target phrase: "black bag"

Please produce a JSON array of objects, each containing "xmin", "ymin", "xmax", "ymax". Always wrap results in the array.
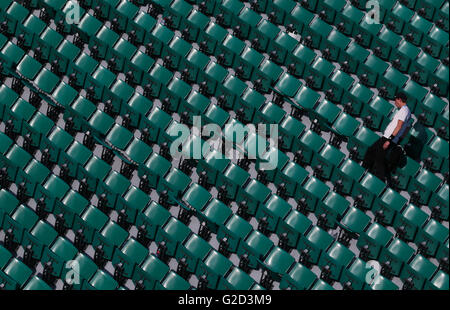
[{"xmin": 386, "ymin": 144, "xmax": 407, "ymax": 173}]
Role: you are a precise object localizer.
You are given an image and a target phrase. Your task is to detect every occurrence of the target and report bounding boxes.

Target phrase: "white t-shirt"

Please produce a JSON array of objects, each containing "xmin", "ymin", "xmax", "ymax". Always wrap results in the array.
[{"xmin": 383, "ymin": 105, "xmax": 411, "ymax": 140}]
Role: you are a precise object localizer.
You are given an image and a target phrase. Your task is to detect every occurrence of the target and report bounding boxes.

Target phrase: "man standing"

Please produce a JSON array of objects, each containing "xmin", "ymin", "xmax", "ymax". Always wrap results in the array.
[{"xmin": 363, "ymin": 93, "xmax": 411, "ymax": 182}]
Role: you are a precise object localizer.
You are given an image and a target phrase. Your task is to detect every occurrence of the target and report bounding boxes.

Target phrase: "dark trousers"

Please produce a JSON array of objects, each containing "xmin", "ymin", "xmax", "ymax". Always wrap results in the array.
[{"xmin": 362, "ymin": 137, "xmax": 395, "ymax": 182}]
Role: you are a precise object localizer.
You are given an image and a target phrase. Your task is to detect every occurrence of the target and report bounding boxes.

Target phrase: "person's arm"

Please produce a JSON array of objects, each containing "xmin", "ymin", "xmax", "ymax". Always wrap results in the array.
[{"xmin": 383, "ymin": 120, "xmax": 404, "ymax": 149}]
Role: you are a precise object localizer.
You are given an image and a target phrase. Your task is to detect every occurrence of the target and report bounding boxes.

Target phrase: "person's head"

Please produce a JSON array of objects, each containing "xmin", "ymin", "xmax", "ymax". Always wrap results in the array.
[{"xmin": 394, "ymin": 92, "xmax": 407, "ymax": 108}]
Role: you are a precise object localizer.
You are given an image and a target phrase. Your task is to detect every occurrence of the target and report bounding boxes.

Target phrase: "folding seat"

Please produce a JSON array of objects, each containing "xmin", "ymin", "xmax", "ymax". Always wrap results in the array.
[
  {"xmin": 112, "ymin": 238, "xmax": 149, "ymax": 279},
  {"xmin": 60, "ymin": 140, "xmax": 93, "ymax": 181},
  {"xmin": 195, "ymin": 199, "xmax": 230, "ymax": 239},
  {"xmin": 83, "ymin": 270, "xmax": 119, "ymax": 290},
  {"xmin": 236, "ymin": 229, "xmax": 274, "ymax": 270},
  {"xmin": 85, "ymin": 66, "xmax": 116, "ymax": 103},
  {"xmin": 138, "ymin": 153, "xmax": 171, "ymax": 191},
  {"xmin": 235, "ymin": 7, "xmax": 261, "ymax": 41},
  {"xmin": 377, "ymin": 67, "xmax": 408, "ymax": 100},
  {"xmin": 333, "ymin": 4, "xmax": 364, "ymax": 37},
  {"xmin": 105, "ymin": 124, "xmax": 133, "ymax": 152},
  {"xmin": 402, "ymin": 14, "xmax": 432, "ymax": 47},
  {"xmin": 71, "ymin": 53, "xmax": 99, "ymax": 90},
  {"xmin": 415, "ymin": 93, "xmax": 447, "ymax": 128},
  {"xmin": 52, "ymin": 81, "xmax": 82, "ymax": 117},
  {"xmin": 421, "ymin": 135, "xmax": 449, "ymax": 172},
  {"xmin": 183, "ymin": 9, "xmax": 209, "ymax": 43},
  {"xmin": 373, "ymin": 188, "xmax": 408, "ymax": 226},
  {"xmin": 338, "ymin": 41, "xmax": 370, "ymax": 75},
  {"xmin": 42, "ymin": 236, "xmax": 78, "ymax": 279},
  {"xmin": 419, "ymin": 0, "xmax": 446, "ymax": 23},
  {"xmin": 123, "ymin": 138, "xmax": 152, "ymax": 170},
  {"xmin": 5, "ymin": 98, "xmax": 36, "ymax": 137},
  {"xmin": 297, "ymin": 226, "xmax": 334, "ymax": 265},
  {"xmin": 234, "ymin": 178, "xmax": 271, "ymax": 218},
  {"xmin": 234, "ymin": 88, "xmax": 264, "ymax": 124},
  {"xmin": 0, "ymin": 258, "xmax": 33, "ymax": 290},
  {"xmin": 303, "ymin": 18, "xmax": 333, "ymax": 51},
  {"xmin": 436, "ymin": 1, "xmax": 449, "ymax": 31},
  {"xmin": 0, "ymin": 245, "xmax": 12, "ymax": 272},
  {"xmin": 0, "ymin": 84, "xmax": 19, "ymax": 121},
  {"xmin": 111, "ymin": 38, "xmax": 137, "ymax": 73},
  {"xmin": 215, "ymin": 0, "xmax": 244, "ymax": 28},
  {"xmin": 409, "ymin": 52, "xmax": 440, "ymax": 86},
  {"xmin": 255, "ymin": 194, "xmax": 292, "ymax": 234},
  {"xmin": 127, "ymin": 12, "xmax": 155, "ymax": 46},
  {"xmin": 265, "ymin": 0, "xmax": 295, "ymax": 25},
  {"xmin": 296, "ymin": 129, "xmax": 326, "ymax": 166},
  {"xmin": 261, "ymin": 247, "xmax": 296, "ymax": 285},
  {"xmin": 72, "ymin": 204, "xmax": 109, "ymax": 246},
  {"xmin": 15, "ymin": 159, "xmax": 50, "ymax": 198},
  {"xmin": 316, "ymin": 191, "xmax": 350, "ymax": 230},
  {"xmin": 315, "ymin": 0, "xmax": 346, "ymax": 24},
  {"xmin": 92, "ymin": 219, "xmax": 128, "ymax": 261},
  {"xmin": 41, "ymin": 127, "xmax": 73, "ymax": 167},
  {"xmin": 59, "ymin": 92, "xmax": 93, "ymax": 133},
  {"xmin": 22, "ymin": 276, "xmax": 52, "ymax": 290},
  {"xmin": 435, "ymin": 108, "xmax": 449, "ymax": 141},
  {"xmin": 2, "ymin": 203, "xmax": 38, "ymax": 246},
  {"xmin": 365, "ymin": 274, "xmax": 398, "ymax": 290},
  {"xmin": 384, "ymin": 3, "xmax": 414, "ymax": 35},
  {"xmin": 342, "ymin": 83, "xmax": 374, "ymax": 117},
  {"xmin": 269, "ymin": 31, "xmax": 298, "ymax": 66},
  {"xmin": 330, "ymin": 159, "xmax": 366, "ymax": 196},
  {"xmin": 217, "ymin": 266, "xmax": 255, "ymax": 290},
  {"xmin": 41, "ymin": 0, "xmax": 72, "ymax": 22},
  {"xmin": 303, "ymin": 57, "xmax": 335, "ymax": 91},
  {"xmin": 429, "ymin": 183, "xmax": 449, "ymax": 221},
  {"xmin": 157, "ymin": 167, "xmax": 191, "ymax": 205},
  {"xmin": 0, "ymin": 0, "xmax": 14, "ymax": 18},
  {"xmin": 318, "ymin": 242, "xmax": 355, "ymax": 283},
  {"xmin": 155, "ymin": 216, "xmax": 191, "ymax": 258},
  {"xmin": 0, "ymin": 189, "xmax": 19, "ymax": 229},
  {"xmin": 131, "ymin": 254, "xmax": 169, "ymax": 290},
  {"xmin": 278, "ymin": 115, "xmax": 306, "ymax": 153},
  {"xmin": 292, "ymin": 84, "xmax": 320, "ymax": 114},
  {"xmin": 20, "ymin": 14, "xmax": 46, "ymax": 50},
  {"xmin": 77, "ymin": 155, "xmax": 111, "ymax": 196},
  {"xmin": 278, "ymin": 262, "xmax": 316, "ymax": 290},
  {"xmin": 311, "ymin": 144, "xmax": 346, "ymax": 181},
  {"xmin": 426, "ymin": 270, "xmax": 449, "ymax": 290},
  {"xmin": 115, "ymin": 186, "xmax": 149, "ymax": 226},
  {"xmin": 146, "ymin": 23, "xmax": 174, "ymax": 58},
  {"xmin": 357, "ymin": 222, "xmax": 394, "ymax": 261},
  {"xmin": 175, "ymin": 233, "xmax": 212, "ymax": 274},
  {"xmin": 391, "ymin": 157, "xmax": 420, "ymax": 192},
  {"xmin": 38, "ymin": 27, "xmax": 65, "ymax": 64},
  {"xmin": 415, "ymin": 219, "xmax": 448, "ymax": 257},
  {"xmin": 163, "ymin": 78, "xmax": 192, "ymax": 114},
  {"xmin": 75, "ymin": 13, "xmax": 102, "ymax": 45},
  {"xmin": 341, "ymin": 258, "xmax": 369, "ymax": 290},
  {"xmin": 249, "ymin": 20, "xmax": 281, "ymax": 54},
  {"xmin": 215, "ymin": 162, "xmax": 250, "ymax": 201},
  {"xmin": 436, "ymin": 239, "xmax": 449, "ymax": 265},
  {"xmin": 347, "ymin": 127, "xmax": 379, "ymax": 162},
  {"xmin": 390, "ymin": 40, "xmax": 421, "ymax": 74},
  {"xmin": 284, "ymin": 43, "xmax": 315, "ymax": 79},
  {"xmin": 90, "ymin": 25, "xmax": 120, "ymax": 62},
  {"xmin": 273, "ymin": 162, "xmax": 308, "ymax": 198},
  {"xmin": 311, "ymin": 279, "xmax": 334, "ymax": 290},
  {"xmin": 182, "ymin": 182, "xmax": 212, "ymax": 213},
  {"xmin": 401, "ymin": 254, "xmax": 438, "ymax": 290},
  {"xmin": 197, "ymin": 21, "xmax": 229, "ymax": 56},
  {"xmin": 338, "ymin": 206, "xmax": 371, "ymax": 245},
  {"xmin": 0, "ymin": 41, "xmax": 25, "ymax": 69},
  {"xmin": 157, "ymin": 271, "xmax": 191, "ymax": 290},
  {"xmin": 408, "ymin": 169, "xmax": 442, "ymax": 206},
  {"xmin": 356, "ymin": 54, "xmax": 389, "ymax": 89},
  {"xmin": 3, "ymin": 2, "xmax": 29, "ymax": 38},
  {"xmin": 393, "ymin": 203, "xmax": 428, "ymax": 242},
  {"xmin": 352, "ymin": 18, "xmax": 383, "ymax": 48},
  {"xmin": 323, "ymin": 69, "xmax": 354, "ymax": 104},
  {"xmin": 379, "ymin": 238, "xmax": 415, "ymax": 277},
  {"xmin": 360, "ymin": 95, "xmax": 393, "ymax": 132},
  {"xmin": 252, "ymin": 59, "xmax": 283, "ymax": 94},
  {"xmin": 254, "ymin": 102, "xmax": 285, "ymax": 132},
  {"xmin": 424, "ymin": 25, "xmax": 448, "ymax": 59},
  {"xmin": 110, "ymin": 0, "xmax": 139, "ymax": 33},
  {"xmin": 329, "ymin": 112, "xmax": 361, "ymax": 145},
  {"xmin": 217, "ymin": 214, "xmax": 253, "ymax": 254},
  {"xmin": 400, "ymin": 81, "xmax": 428, "ymax": 118},
  {"xmin": 351, "ymin": 172, "xmax": 386, "ymax": 211},
  {"xmin": 3, "ymin": 144, "xmax": 32, "ymax": 184},
  {"xmin": 428, "ymin": 62, "xmax": 449, "ymax": 98},
  {"xmin": 120, "ymin": 93, "xmax": 153, "ymax": 130},
  {"xmin": 97, "ymin": 170, "xmax": 131, "ymax": 210}
]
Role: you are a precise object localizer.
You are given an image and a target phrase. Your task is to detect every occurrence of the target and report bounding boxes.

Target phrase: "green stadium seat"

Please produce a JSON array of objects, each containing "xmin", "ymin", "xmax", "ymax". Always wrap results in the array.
[
  {"xmin": 379, "ymin": 238, "xmax": 415, "ymax": 277},
  {"xmin": 133, "ymin": 254, "xmax": 169, "ymax": 290},
  {"xmin": 92, "ymin": 219, "xmax": 129, "ymax": 261},
  {"xmin": 112, "ymin": 238, "xmax": 149, "ymax": 279},
  {"xmin": 42, "ymin": 236, "xmax": 78, "ymax": 278},
  {"xmin": 372, "ymin": 188, "xmax": 408, "ymax": 226},
  {"xmin": 351, "ymin": 173, "xmax": 386, "ymax": 210},
  {"xmin": 279, "ymin": 262, "xmax": 317, "ymax": 290},
  {"xmin": 357, "ymin": 222, "xmax": 394, "ymax": 260},
  {"xmin": 400, "ymin": 254, "xmax": 438, "ymax": 289},
  {"xmin": 316, "ymin": 191, "xmax": 350, "ymax": 230},
  {"xmin": 196, "ymin": 250, "xmax": 233, "ymax": 289},
  {"xmin": 83, "ymin": 270, "xmax": 119, "ymax": 290},
  {"xmin": 298, "ymin": 226, "xmax": 334, "ymax": 265},
  {"xmin": 217, "ymin": 214, "xmax": 253, "ymax": 254},
  {"xmin": 0, "ymin": 258, "xmax": 33, "ymax": 290},
  {"xmin": 218, "ymin": 266, "xmax": 255, "ymax": 290},
  {"xmin": 22, "ymin": 275, "xmax": 52, "ymax": 290},
  {"xmin": 318, "ymin": 241, "xmax": 355, "ymax": 283},
  {"xmin": 331, "ymin": 158, "xmax": 366, "ymax": 196},
  {"xmin": 175, "ymin": 233, "xmax": 212, "ymax": 274},
  {"xmin": 415, "ymin": 219, "xmax": 449, "ymax": 257},
  {"xmin": 156, "ymin": 271, "xmax": 191, "ymax": 290},
  {"xmin": 341, "ymin": 257, "xmax": 369, "ymax": 290},
  {"xmin": 155, "ymin": 217, "xmax": 191, "ymax": 257},
  {"xmin": 393, "ymin": 203, "xmax": 428, "ymax": 242},
  {"xmin": 407, "ymin": 168, "xmax": 443, "ymax": 205},
  {"xmin": 426, "ymin": 270, "xmax": 449, "ymax": 290}
]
